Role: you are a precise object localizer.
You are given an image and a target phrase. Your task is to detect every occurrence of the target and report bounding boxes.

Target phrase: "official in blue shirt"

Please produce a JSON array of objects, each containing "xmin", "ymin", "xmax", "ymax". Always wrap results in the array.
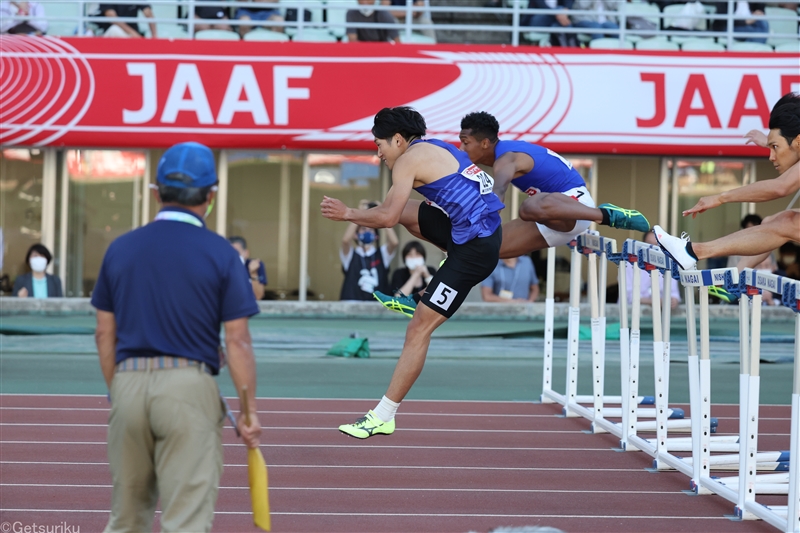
[{"xmin": 91, "ymin": 142, "xmax": 262, "ymax": 533}]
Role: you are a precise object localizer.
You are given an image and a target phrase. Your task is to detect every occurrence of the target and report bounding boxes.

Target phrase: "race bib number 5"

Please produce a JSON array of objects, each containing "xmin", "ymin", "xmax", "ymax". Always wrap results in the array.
[
  {"xmin": 461, "ymin": 164, "xmax": 494, "ymax": 195},
  {"xmin": 429, "ymin": 282, "xmax": 458, "ymax": 311}
]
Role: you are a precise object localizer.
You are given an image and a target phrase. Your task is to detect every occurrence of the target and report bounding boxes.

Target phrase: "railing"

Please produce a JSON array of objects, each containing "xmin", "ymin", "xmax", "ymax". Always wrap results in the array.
[{"xmin": 8, "ymin": 0, "xmax": 800, "ymax": 48}]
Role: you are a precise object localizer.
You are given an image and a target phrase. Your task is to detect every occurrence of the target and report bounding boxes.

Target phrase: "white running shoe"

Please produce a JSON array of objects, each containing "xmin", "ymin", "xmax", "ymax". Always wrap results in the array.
[{"xmin": 653, "ymin": 225, "xmax": 697, "ymax": 270}]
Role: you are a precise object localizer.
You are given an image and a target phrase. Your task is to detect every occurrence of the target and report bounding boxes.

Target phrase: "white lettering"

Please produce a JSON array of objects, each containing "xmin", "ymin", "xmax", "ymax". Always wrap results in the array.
[
  {"xmin": 161, "ymin": 64, "xmax": 214, "ymax": 124},
  {"xmin": 217, "ymin": 65, "xmax": 270, "ymax": 125},
  {"xmin": 123, "ymin": 63, "xmax": 157, "ymax": 124},
  {"xmin": 273, "ymin": 66, "xmax": 313, "ymax": 126}
]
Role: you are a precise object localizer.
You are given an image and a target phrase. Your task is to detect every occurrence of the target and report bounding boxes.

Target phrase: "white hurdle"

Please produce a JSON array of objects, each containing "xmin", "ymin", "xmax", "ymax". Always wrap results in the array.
[{"xmin": 733, "ymin": 272, "xmax": 799, "ymax": 531}]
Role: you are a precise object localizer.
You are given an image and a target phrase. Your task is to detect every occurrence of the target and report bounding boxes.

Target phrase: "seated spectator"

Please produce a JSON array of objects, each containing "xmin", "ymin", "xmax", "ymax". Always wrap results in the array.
[
  {"xmin": 381, "ymin": 0, "xmax": 436, "ymax": 41},
  {"xmin": 236, "ymin": 0, "xmax": 284, "ymax": 37},
  {"xmin": 624, "ymin": 232, "xmax": 681, "ymax": 309},
  {"xmin": 778, "ymin": 241, "xmax": 800, "ymax": 279},
  {"xmin": 229, "ymin": 236, "xmax": 267, "ymax": 301},
  {"xmin": 193, "ymin": 2, "xmax": 232, "ymax": 33},
  {"xmin": 347, "ymin": 0, "xmax": 399, "ymax": 42},
  {"xmin": 524, "ymin": 0, "xmax": 577, "ymax": 47},
  {"xmin": 13, "ymin": 243, "xmax": 63, "ymax": 298},
  {"xmin": 1, "ymin": 1, "xmax": 47, "ymax": 35},
  {"xmin": 481, "ymin": 255, "xmax": 540, "ymax": 303},
  {"xmin": 97, "ymin": 3, "xmax": 156, "ymax": 38},
  {"xmin": 570, "ymin": 0, "xmax": 619, "ymax": 41},
  {"xmin": 339, "ymin": 200, "xmax": 398, "ymax": 300},
  {"xmin": 727, "ymin": 213, "xmax": 762, "ymax": 267},
  {"xmin": 391, "ymin": 241, "xmax": 437, "ymax": 297},
  {"xmin": 713, "ymin": 2, "xmax": 770, "ymax": 43}
]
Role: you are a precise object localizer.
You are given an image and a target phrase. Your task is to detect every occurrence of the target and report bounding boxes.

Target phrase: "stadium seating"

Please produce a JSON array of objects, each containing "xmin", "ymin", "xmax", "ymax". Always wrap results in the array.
[
  {"xmin": 44, "ymin": 1, "xmax": 82, "ymax": 36},
  {"xmin": 292, "ymin": 28, "xmax": 338, "ymax": 42},
  {"xmin": 195, "ymin": 29, "xmax": 240, "ymax": 40},
  {"xmin": 589, "ymin": 37, "xmax": 634, "ymax": 50},
  {"xmin": 635, "ymin": 37, "xmax": 679, "ymax": 51},
  {"xmin": 681, "ymin": 38, "xmax": 726, "ymax": 51},
  {"xmin": 729, "ymin": 41, "xmax": 774, "ymax": 52},
  {"xmin": 765, "ymin": 6, "xmax": 799, "ymax": 47},
  {"xmin": 244, "ymin": 29, "xmax": 290, "ymax": 42},
  {"xmin": 326, "ymin": 0, "xmax": 356, "ymax": 39}
]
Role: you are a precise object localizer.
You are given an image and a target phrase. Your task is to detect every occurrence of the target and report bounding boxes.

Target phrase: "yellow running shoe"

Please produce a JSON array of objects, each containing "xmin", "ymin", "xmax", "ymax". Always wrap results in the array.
[
  {"xmin": 373, "ymin": 291, "xmax": 416, "ymax": 318},
  {"xmin": 339, "ymin": 410, "xmax": 395, "ymax": 439}
]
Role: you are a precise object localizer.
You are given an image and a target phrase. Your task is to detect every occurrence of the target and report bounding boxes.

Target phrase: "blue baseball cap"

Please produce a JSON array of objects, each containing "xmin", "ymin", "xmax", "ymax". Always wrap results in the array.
[{"xmin": 156, "ymin": 142, "xmax": 218, "ymax": 188}]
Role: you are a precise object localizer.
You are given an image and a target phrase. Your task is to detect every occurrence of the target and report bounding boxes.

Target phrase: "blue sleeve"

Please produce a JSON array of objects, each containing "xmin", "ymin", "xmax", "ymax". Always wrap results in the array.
[
  {"xmin": 258, "ymin": 261, "xmax": 267, "ymax": 286},
  {"xmin": 529, "ymin": 261, "xmax": 539, "ymax": 286},
  {"xmin": 221, "ymin": 252, "xmax": 260, "ymax": 322},
  {"xmin": 91, "ymin": 251, "xmax": 114, "ymax": 312}
]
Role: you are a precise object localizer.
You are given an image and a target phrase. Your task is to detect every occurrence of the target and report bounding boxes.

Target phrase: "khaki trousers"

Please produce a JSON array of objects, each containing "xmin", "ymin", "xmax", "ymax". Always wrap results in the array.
[{"xmin": 104, "ymin": 366, "xmax": 224, "ymax": 533}]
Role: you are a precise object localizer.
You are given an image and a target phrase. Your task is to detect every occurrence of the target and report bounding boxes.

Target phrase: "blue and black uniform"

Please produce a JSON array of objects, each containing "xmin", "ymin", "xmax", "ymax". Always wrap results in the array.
[
  {"xmin": 495, "ymin": 140, "xmax": 586, "ymax": 196},
  {"xmin": 413, "ymin": 138, "xmax": 505, "ymax": 318}
]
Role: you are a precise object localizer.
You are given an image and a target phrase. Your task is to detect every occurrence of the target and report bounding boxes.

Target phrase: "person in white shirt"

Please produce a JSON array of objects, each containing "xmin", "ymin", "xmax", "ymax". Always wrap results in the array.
[
  {"xmin": 1, "ymin": 1, "xmax": 47, "ymax": 34},
  {"xmin": 625, "ymin": 231, "xmax": 681, "ymax": 309}
]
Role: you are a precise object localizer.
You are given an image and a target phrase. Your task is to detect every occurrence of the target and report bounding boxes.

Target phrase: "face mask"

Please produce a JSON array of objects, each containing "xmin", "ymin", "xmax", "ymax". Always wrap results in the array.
[
  {"xmin": 205, "ymin": 197, "xmax": 215, "ymax": 219},
  {"xmin": 358, "ymin": 231, "xmax": 375, "ymax": 245},
  {"xmin": 405, "ymin": 257, "xmax": 425, "ymax": 270},
  {"xmin": 30, "ymin": 256, "xmax": 48, "ymax": 273},
  {"xmin": 360, "ymin": 9, "xmax": 374, "ymax": 17}
]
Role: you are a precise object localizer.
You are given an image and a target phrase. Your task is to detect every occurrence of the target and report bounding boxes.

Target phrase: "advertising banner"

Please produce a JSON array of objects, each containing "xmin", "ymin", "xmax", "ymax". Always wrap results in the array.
[{"xmin": 1, "ymin": 35, "xmax": 797, "ymax": 156}]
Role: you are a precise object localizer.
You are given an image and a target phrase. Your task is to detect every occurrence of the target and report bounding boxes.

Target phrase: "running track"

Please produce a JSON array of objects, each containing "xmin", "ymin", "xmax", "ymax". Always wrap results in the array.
[{"xmin": 0, "ymin": 394, "xmax": 790, "ymax": 532}]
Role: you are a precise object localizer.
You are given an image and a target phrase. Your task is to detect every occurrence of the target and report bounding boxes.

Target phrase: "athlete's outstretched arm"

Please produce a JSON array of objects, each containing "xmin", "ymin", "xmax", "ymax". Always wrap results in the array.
[
  {"xmin": 492, "ymin": 153, "xmax": 520, "ymax": 202},
  {"xmin": 321, "ymin": 157, "xmax": 415, "ymax": 228},
  {"xmin": 683, "ymin": 161, "xmax": 800, "ymax": 217}
]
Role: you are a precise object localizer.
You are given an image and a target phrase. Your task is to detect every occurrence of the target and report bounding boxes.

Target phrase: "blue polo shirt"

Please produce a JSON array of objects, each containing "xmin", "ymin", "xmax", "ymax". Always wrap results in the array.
[{"xmin": 91, "ymin": 206, "xmax": 259, "ymax": 373}]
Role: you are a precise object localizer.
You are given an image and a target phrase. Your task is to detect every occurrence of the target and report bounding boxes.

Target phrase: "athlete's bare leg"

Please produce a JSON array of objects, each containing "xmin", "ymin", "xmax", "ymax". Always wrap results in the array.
[
  {"xmin": 499, "ymin": 219, "xmax": 550, "ymax": 259},
  {"xmin": 385, "ymin": 303, "xmax": 448, "ymax": 402},
  {"xmin": 398, "ymin": 199, "xmax": 424, "ymax": 240},
  {"xmin": 519, "ymin": 193, "xmax": 603, "ymax": 232},
  {"xmin": 693, "ymin": 210, "xmax": 800, "ymax": 260}
]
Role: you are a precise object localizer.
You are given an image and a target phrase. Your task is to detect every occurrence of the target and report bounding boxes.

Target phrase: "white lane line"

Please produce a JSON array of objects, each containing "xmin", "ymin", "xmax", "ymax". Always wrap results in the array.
[
  {"xmin": 0, "ymin": 394, "xmax": 538, "ymax": 404},
  {"xmin": 0, "ymin": 461, "xmax": 646, "ymax": 472},
  {"xmin": 0, "ymin": 509, "xmax": 736, "ymax": 519},
  {"xmin": 0, "ymin": 441, "xmax": 613, "ymax": 451},
  {"xmin": 0, "ymin": 407, "xmax": 557, "ymax": 418},
  {"xmin": 0, "ymin": 423, "xmax": 587, "ymax": 434},
  {"xmin": 0, "ymin": 483, "xmax": 682, "ymax": 494}
]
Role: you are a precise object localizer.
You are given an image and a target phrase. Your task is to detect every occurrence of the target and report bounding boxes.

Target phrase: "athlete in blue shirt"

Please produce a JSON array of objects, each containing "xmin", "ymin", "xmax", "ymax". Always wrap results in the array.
[
  {"xmin": 321, "ymin": 107, "xmax": 503, "ymax": 439},
  {"xmin": 459, "ymin": 111, "xmax": 650, "ymax": 258}
]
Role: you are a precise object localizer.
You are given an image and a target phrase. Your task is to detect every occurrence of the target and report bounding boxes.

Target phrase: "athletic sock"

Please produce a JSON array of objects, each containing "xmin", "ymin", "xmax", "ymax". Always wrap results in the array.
[
  {"xmin": 373, "ymin": 395, "xmax": 400, "ymax": 423},
  {"xmin": 685, "ymin": 242, "xmax": 699, "ymax": 261},
  {"xmin": 412, "ymin": 292, "xmax": 421, "ymax": 304},
  {"xmin": 599, "ymin": 207, "xmax": 611, "ymax": 226}
]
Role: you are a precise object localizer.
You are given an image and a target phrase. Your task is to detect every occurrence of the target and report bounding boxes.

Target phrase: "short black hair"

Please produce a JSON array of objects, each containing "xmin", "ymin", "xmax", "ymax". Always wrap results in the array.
[
  {"xmin": 25, "ymin": 243, "xmax": 52, "ymax": 265},
  {"xmin": 401, "ymin": 240, "xmax": 426, "ymax": 260},
  {"xmin": 460, "ymin": 111, "xmax": 499, "ymax": 143},
  {"xmin": 372, "ymin": 107, "xmax": 426, "ymax": 141},
  {"xmin": 228, "ymin": 236, "xmax": 247, "ymax": 249},
  {"xmin": 769, "ymin": 92, "xmax": 800, "ymax": 146},
  {"xmin": 741, "ymin": 214, "xmax": 762, "ymax": 229},
  {"xmin": 158, "ymin": 183, "xmax": 215, "ymax": 206}
]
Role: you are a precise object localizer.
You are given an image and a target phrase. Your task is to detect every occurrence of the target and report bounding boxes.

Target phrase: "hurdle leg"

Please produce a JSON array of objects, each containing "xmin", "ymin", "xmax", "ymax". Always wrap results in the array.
[
  {"xmin": 737, "ymin": 292, "xmax": 752, "ymax": 513},
  {"xmin": 625, "ymin": 265, "xmax": 642, "ymax": 451},
  {"xmin": 650, "ymin": 269, "xmax": 668, "ymax": 457},
  {"xmin": 788, "ymin": 312, "xmax": 800, "ymax": 532},
  {"xmin": 541, "ymin": 247, "xmax": 556, "ymax": 404},
  {"xmin": 588, "ymin": 252, "xmax": 607, "ymax": 432},
  {"xmin": 683, "ymin": 284, "xmax": 704, "ymax": 491},
  {"xmin": 564, "ymin": 245, "xmax": 582, "ymax": 417},
  {"xmin": 697, "ymin": 286, "xmax": 713, "ymax": 490},
  {"xmin": 618, "ymin": 260, "xmax": 632, "ymax": 450},
  {"xmin": 739, "ymin": 293, "xmax": 763, "ymax": 519}
]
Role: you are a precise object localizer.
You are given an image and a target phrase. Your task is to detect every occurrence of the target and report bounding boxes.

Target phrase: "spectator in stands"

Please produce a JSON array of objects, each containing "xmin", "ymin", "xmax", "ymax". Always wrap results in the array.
[
  {"xmin": 523, "ymin": 0, "xmax": 577, "ymax": 47},
  {"xmin": 193, "ymin": 2, "xmax": 232, "ymax": 33},
  {"xmin": 381, "ymin": 0, "xmax": 436, "ymax": 41},
  {"xmin": 347, "ymin": 0, "xmax": 400, "ymax": 42},
  {"xmin": 236, "ymin": 0, "xmax": 284, "ymax": 37},
  {"xmin": 229, "ymin": 236, "xmax": 267, "ymax": 301},
  {"xmin": 13, "ymin": 243, "xmax": 63, "ymax": 298},
  {"xmin": 339, "ymin": 200, "xmax": 398, "ymax": 300},
  {"xmin": 481, "ymin": 255, "xmax": 540, "ymax": 303},
  {"xmin": 1, "ymin": 1, "xmax": 47, "ymax": 34},
  {"xmin": 391, "ymin": 241, "xmax": 437, "ymax": 298},
  {"xmin": 728, "ymin": 213, "xmax": 763, "ymax": 267},
  {"xmin": 97, "ymin": 3, "xmax": 156, "ymax": 38},
  {"xmin": 570, "ymin": 0, "xmax": 619, "ymax": 41},
  {"xmin": 624, "ymin": 232, "xmax": 681, "ymax": 309},
  {"xmin": 712, "ymin": 2, "xmax": 770, "ymax": 43}
]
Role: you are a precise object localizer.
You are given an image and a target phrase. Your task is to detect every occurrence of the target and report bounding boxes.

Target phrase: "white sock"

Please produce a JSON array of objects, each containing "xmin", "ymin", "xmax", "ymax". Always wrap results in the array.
[{"xmin": 373, "ymin": 395, "xmax": 400, "ymax": 423}]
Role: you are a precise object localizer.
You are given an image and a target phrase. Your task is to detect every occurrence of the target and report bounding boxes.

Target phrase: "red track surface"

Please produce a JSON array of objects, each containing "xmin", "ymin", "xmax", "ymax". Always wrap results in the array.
[{"xmin": 0, "ymin": 394, "xmax": 790, "ymax": 533}]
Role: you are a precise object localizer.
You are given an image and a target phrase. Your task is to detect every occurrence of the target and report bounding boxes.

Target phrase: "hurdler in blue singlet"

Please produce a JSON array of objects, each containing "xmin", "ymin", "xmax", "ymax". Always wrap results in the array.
[
  {"xmin": 495, "ymin": 140, "xmax": 585, "ymax": 196},
  {"xmin": 412, "ymin": 139, "xmax": 505, "ymax": 245}
]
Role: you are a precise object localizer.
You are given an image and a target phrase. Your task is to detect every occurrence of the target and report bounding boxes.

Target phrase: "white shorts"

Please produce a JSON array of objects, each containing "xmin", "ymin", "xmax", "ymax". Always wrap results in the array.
[{"xmin": 536, "ymin": 185, "xmax": 596, "ymax": 247}]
